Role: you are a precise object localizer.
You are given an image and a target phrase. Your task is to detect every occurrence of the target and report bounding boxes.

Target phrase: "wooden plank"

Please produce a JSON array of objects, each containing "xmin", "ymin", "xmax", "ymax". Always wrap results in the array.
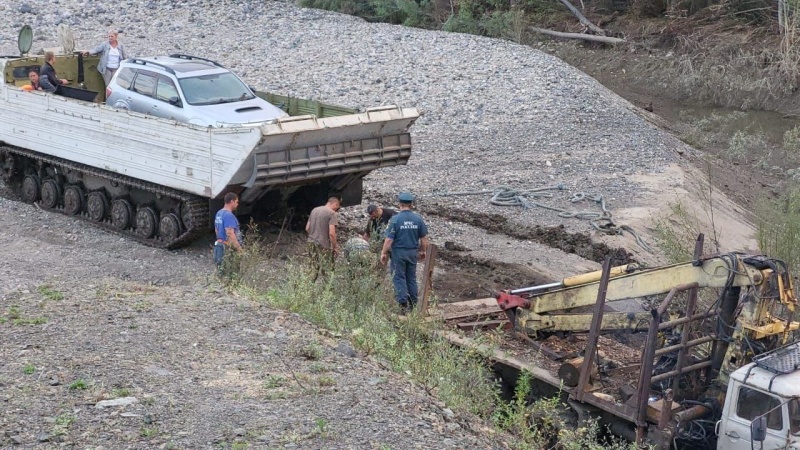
[
  {"xmin": 439, "ymin": 331, "xmax": 563, "ymax": 387},
  {"xmin": 436, "ymin": 297, "xmax": 497, "ymax": 310},
  {"xmin": 435, "ymin": 306, "xmax": 501, "ymax": 321},
  {"xmin": 419, "ymin": 244, "xmax": 437, "ymax": 316},
  {"xmin": 439, "ymin": 331, "xmax": 637, "ymax": 423},
  {"xmin": 456, "ymin": 319, "xmax": 511, "ymax": 331}
]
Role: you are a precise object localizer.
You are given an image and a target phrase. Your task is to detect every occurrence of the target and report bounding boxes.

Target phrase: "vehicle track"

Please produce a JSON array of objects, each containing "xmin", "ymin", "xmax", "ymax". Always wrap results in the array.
[{"xmin": 0, "ymin": 144, "xmax": 209, "ymax": 249}]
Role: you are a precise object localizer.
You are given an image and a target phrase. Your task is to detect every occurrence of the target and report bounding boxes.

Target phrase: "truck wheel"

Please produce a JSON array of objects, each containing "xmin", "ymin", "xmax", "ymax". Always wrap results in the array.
[
  {"xmin": 135, "ymin": 207, "xmax": 158, "ymax": 238},
  {"xmin": 159, "ymin": 213, "xmax": 182, "ymax": 241},
  {"xmin": 63, "ymin": 185, "xmax": 85, "ymax": 216},
  {"xmin": 21, "ymin": 175, "xmax": 40, "ymax": 203},
  {"xmin": 87, "ymin": 191, "xmax": 109, "ymax": 222},
  {"xmin": 40, "ymin": 179, "xmax": 62, "ymax": 209},
  {"xmin": 111, "ymin": 199, "xmax": 133, "ymax": 230}
]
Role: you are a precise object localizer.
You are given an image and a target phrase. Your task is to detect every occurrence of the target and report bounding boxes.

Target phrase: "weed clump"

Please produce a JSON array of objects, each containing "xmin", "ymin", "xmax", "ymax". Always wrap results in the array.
[
  {"xmin": 757, "ymin": 185, "xmax": 800, "ymax": 271},
  {"xmin": 226, "ymin": 233, "xmax": 638, "ymax": 447}
]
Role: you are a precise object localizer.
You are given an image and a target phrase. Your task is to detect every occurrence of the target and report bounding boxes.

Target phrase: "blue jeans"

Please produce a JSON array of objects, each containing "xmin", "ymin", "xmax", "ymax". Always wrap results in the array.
[
  {"xmin": 213, "ymin": 242, "xmax": 225, "ymax": 266},
  {"xmin": 390, "ymin": 248, "xmax": 418, "ymax": 306}
]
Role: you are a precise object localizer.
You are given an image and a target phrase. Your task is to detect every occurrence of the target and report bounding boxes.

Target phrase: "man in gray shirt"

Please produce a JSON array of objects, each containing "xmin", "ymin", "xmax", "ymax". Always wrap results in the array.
[{"xmin": 305, "ymin": 197, "xmax": 340, "ymax": 279}]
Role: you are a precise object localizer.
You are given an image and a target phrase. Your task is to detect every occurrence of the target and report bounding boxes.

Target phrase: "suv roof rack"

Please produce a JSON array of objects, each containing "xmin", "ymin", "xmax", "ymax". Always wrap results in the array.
[
  {"xmin": 746, "ymin": 343, "xmax": 800, "ymax": 391},
  {"xmin": 168, "ymin": 54, "xmax": 223, "ymax": 68},
  {"xmin": 129, "ymin": 58, "xmax": 175, "ymax": 75}
]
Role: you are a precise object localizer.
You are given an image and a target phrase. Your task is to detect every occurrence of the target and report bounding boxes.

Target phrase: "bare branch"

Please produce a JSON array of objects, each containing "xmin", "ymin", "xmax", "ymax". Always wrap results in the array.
[
  {"xmin": 556, "ymin": 0, "xmax": 607, "ymax": 35},
  {"xmin": 528, "ymin": 26, "xmax": 626, "ymax": 44}
]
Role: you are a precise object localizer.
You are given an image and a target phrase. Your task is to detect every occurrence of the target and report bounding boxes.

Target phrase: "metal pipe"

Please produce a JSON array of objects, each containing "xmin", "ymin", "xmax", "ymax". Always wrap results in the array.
[
  {"xmin": 710, "ymin": 286, "xmax": 742, "ymax": 379},
  {"xmin": 654, "ymin": 336, "xmax": 715, "ymax": 357},
  {"xmin": 657, "ymin": 283, "xmax": 699, "ymax": 315},
  {"xmin": 658, "ymin": 310, "xmax": 717, "ymax": 330},
  {"xmin": 673, "ymin": 404, "xmax": 711, "ymax": 423},
  {"xmin": 672, "ymin": 286, "xmax": 697, "ymax": 399},
  {"xmin": 510, "ymin": 282, "xmax": 562, "ymax": 295},
  {"xmin": 658, "ymin": 389, "xmax": 674, "ymax": 431},
  {"xmin": 575, "ymin": 256, "xmax": 612, "ymax": 402},
  {"xmin": 650, "ymin": 360, "xmax": 713, "ymax": 383},
  {"xmin": 609, "ymin": 419, "xmax": 637, "ymax": 443},
  {"xmin": 636, "ymin": 307, "xmax": 663, "ymax": 439}
]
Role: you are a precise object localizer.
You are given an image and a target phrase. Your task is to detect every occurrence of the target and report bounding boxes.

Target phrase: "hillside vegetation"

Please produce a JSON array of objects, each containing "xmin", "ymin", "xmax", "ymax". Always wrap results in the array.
[{"xmin": 300, "ymin": 0, "xmax": 800, "ymax": 112}]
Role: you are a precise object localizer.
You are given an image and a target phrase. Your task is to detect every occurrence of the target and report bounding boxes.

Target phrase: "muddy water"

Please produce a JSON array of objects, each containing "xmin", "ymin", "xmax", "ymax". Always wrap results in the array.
[{"xmin": 556, "ymin": 46, "xmax": 799, "ymax": 170}]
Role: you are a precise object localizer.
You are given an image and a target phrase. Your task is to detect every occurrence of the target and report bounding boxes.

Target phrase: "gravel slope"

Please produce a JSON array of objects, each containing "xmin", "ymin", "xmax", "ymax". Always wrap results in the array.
[
  {"xmin": 0, "ymin": 0, "xmax": 689, "ymax": 239},
  {"xmin": 0, "ymin": 196, "xmax": 506, "ymax": 449},
  {"xmin": 0, "ymin": 1, "xmax": 723, "ymax": 447}
]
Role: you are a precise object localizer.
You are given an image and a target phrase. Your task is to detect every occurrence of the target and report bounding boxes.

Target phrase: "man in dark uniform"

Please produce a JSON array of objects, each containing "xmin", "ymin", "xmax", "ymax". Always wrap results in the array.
[
  {"xmin": 39, "ymin": 51, "xmax": 69, "ymax": 94},
  {"xmin": 364, "ymin": 204, "xmax": 396, "ymax": 240},
  {"xmin": 380, "ymin": 192, "xmax": 429, "ymax": 313}
]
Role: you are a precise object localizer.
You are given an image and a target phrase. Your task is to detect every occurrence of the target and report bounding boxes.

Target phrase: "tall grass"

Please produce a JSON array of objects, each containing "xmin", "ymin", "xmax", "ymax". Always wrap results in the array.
[
  {"xmin": 224, "ymin": 235, "xmax": 639, "ymax": 448},
  {"xmin": 779, "ymin": 0, "xmax": 800, "ymax": 85},
  {"xmin": 231, "ymin": 236, "xmax": 498, "ymax": 416},
  {"xmin": 757, "ymin": 185, "xmax": 800, "ymax": 271}
]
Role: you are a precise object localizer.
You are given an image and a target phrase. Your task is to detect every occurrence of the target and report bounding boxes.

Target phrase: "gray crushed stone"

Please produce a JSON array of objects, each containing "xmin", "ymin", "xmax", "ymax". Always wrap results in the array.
[{"xmin": 0, "ymin": 0, "xmax": 689, "ymax": 238}]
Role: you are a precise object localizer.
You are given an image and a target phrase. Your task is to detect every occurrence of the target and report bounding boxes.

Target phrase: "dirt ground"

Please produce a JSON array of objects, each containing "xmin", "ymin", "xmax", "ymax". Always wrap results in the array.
[
  {"xmin": 0, "ymin": 195, "xmax": 513, "ymax": 449},
  {"xmin": 1, "ymin": 14, "xmax": 790, "ymax": 450}
]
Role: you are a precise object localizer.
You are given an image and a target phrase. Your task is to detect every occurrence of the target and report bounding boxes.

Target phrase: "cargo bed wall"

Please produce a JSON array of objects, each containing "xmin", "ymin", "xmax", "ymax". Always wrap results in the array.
[
  {"xmin": 1, "ymin": 82, "xmax": 420, "ymax": 201},
  {"xmin": 0, "ymin": 85, "xmax": 260, "ymax": 197},
  {"xmin": 223, "ymin": 107, "xmax": 418, "ymax": 193}
]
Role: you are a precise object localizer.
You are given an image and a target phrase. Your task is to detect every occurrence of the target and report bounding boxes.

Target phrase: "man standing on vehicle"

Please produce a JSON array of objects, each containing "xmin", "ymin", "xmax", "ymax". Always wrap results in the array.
[
  {"xmin": 380, "ymin": 192, "xmax": 428, "ymax": 313},
  {"xmin": 39, "ymin": 51, "xmax": 69, "ymax": 94},
  {"xmin": 306, "ymin": 197, "xmax": 341, "ymax": 280},
  {"xmin": 214, "ymin": 192, "xmax": 243, "ymax": 269}
]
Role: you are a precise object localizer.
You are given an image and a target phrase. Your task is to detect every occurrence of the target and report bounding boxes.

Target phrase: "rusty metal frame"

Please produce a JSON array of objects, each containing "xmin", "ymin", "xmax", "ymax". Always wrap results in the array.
[
  {"xmin": 574, "ymin": 256, "xmax": 613, "ymax": 401},
  {"xmin": 634, "ymin": 234, "xmax": 710, "ymax": 444}
]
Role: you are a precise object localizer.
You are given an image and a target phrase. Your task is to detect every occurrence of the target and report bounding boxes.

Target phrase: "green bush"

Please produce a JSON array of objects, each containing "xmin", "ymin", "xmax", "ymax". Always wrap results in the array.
[
  {"xmin": 784, "ymin": 125, "xmax": 800, "ymax": 155},
  {"xmin": 757, "ymin": 185, "xmax": 800, "ymax": 271},
  {"xmin": 726, "ymin": 130, "xmax": 768, "ymax": 162}
]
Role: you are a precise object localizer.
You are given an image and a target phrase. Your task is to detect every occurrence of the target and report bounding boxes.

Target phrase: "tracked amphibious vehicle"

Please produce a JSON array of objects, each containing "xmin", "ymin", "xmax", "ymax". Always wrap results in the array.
[{"xmin": 0, "ymin": 27, "xmax": 420, "ymax": 248}]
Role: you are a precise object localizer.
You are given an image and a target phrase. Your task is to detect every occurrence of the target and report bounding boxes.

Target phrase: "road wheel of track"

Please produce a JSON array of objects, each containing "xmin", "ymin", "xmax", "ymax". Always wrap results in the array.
[
  {"xmin": 136, "ymin": 207, "xmax": 158, "ymax": 238},
  {"xmin": 111, "ymin": 199, "xmax": 133, "ymax": 230},
  {"xmin": 159, "ymin": 213, "xmax": 182, "ymax": 242},
  {"xmin": 87, "ymin": 191, "xmax": 109, "ymax": 222},
  {"xmin": 40, "ymin": 179, "xmax": 62, "ymax": 209},
  {"xmin": 63, "ymin": 185, "xmax": 85, "ymax": 216},
  {"xmin": 180, "ymin": 201, "xmax": 194, "ymax": 230},
  {"xmin": 21, "ymin": 175, "xmax": 40, "ymax": 203}
]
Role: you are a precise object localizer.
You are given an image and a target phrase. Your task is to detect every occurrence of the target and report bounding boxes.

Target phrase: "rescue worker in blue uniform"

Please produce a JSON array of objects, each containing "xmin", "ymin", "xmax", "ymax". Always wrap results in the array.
[{"xmin": 380, "ymin": 192, "xmax": 429, "ymax": 313}]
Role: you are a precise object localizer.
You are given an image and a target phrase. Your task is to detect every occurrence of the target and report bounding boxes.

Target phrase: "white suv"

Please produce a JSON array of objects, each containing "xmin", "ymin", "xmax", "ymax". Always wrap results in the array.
[{"xmin": 105, "ymin": 54, "xmax": 288, "ymax": 127}]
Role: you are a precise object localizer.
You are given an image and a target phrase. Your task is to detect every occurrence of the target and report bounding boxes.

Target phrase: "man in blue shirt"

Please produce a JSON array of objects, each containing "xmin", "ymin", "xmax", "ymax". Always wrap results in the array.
[
  {"xmin": 214, "ymin": 192, "xmax": 243, "ymax": 268},
  {"xmin": 380, "ymin": 192, "xmax": 429, "ymax": 313}
]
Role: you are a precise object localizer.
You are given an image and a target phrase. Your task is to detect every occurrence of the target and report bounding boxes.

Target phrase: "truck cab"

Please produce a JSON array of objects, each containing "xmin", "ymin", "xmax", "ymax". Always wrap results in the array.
[{"xmin": 718, "ymin": 344, "xmax": 800, "ymax": 449}]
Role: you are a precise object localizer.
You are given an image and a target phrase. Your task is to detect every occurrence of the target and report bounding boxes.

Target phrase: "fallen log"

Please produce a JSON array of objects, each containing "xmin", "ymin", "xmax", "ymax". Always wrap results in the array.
[
  {"xmin": 557, "ymin": 0, "xmax": 607, "ymax": 35},
  {"xmin": 529, "ymin": 26, "xmax": 626, "ymax": 44}
]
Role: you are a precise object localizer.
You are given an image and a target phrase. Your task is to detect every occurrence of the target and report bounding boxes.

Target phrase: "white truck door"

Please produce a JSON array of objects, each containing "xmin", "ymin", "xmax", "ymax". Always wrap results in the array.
[{"xmin": 718, "ymin": 383, "xmax": 788, "ymax": 449}]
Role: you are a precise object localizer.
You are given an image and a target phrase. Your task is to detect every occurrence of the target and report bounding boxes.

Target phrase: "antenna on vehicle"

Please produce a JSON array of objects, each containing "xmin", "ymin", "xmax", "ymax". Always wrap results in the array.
[
  {"xmin": 18, "ymin": 25, "xmax": 33, "ymax": 57},
  {"xmin": 57, "ymin": 24, "xmax": 75, "ymax": 55}
]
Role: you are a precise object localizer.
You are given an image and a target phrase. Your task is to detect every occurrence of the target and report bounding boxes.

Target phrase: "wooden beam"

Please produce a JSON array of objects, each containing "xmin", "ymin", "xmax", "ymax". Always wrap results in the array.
[
  {"xmin": 419, "ymin": 244, "xmax": 437, "ymax": 316},
  {"xmin": 556, "ymin": 0, "xmax": 607, "ymax": 35},
  {"xmin": 457, "ymin": 319, "xmax": 511, "ymax": 331},
  {"xmin": 436, "ymin": 306, "xmax": 502, "ymax": 321},
  {"xmin": 529, "ymin": 27, "xmax": 626, "ymax": 44}
]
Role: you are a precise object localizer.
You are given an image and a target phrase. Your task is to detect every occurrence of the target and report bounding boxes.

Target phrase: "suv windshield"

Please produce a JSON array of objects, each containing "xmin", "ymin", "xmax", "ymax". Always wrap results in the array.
[{"xmin": 178, "ymin": 72, "xmax": 255, "ymax": 106}]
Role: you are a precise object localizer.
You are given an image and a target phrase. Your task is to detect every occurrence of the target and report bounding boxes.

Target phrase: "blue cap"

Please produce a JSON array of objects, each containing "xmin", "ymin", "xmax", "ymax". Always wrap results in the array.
[{"xmin": 398, "ymin": 192, "xmax": 414, "ymax": 203}]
